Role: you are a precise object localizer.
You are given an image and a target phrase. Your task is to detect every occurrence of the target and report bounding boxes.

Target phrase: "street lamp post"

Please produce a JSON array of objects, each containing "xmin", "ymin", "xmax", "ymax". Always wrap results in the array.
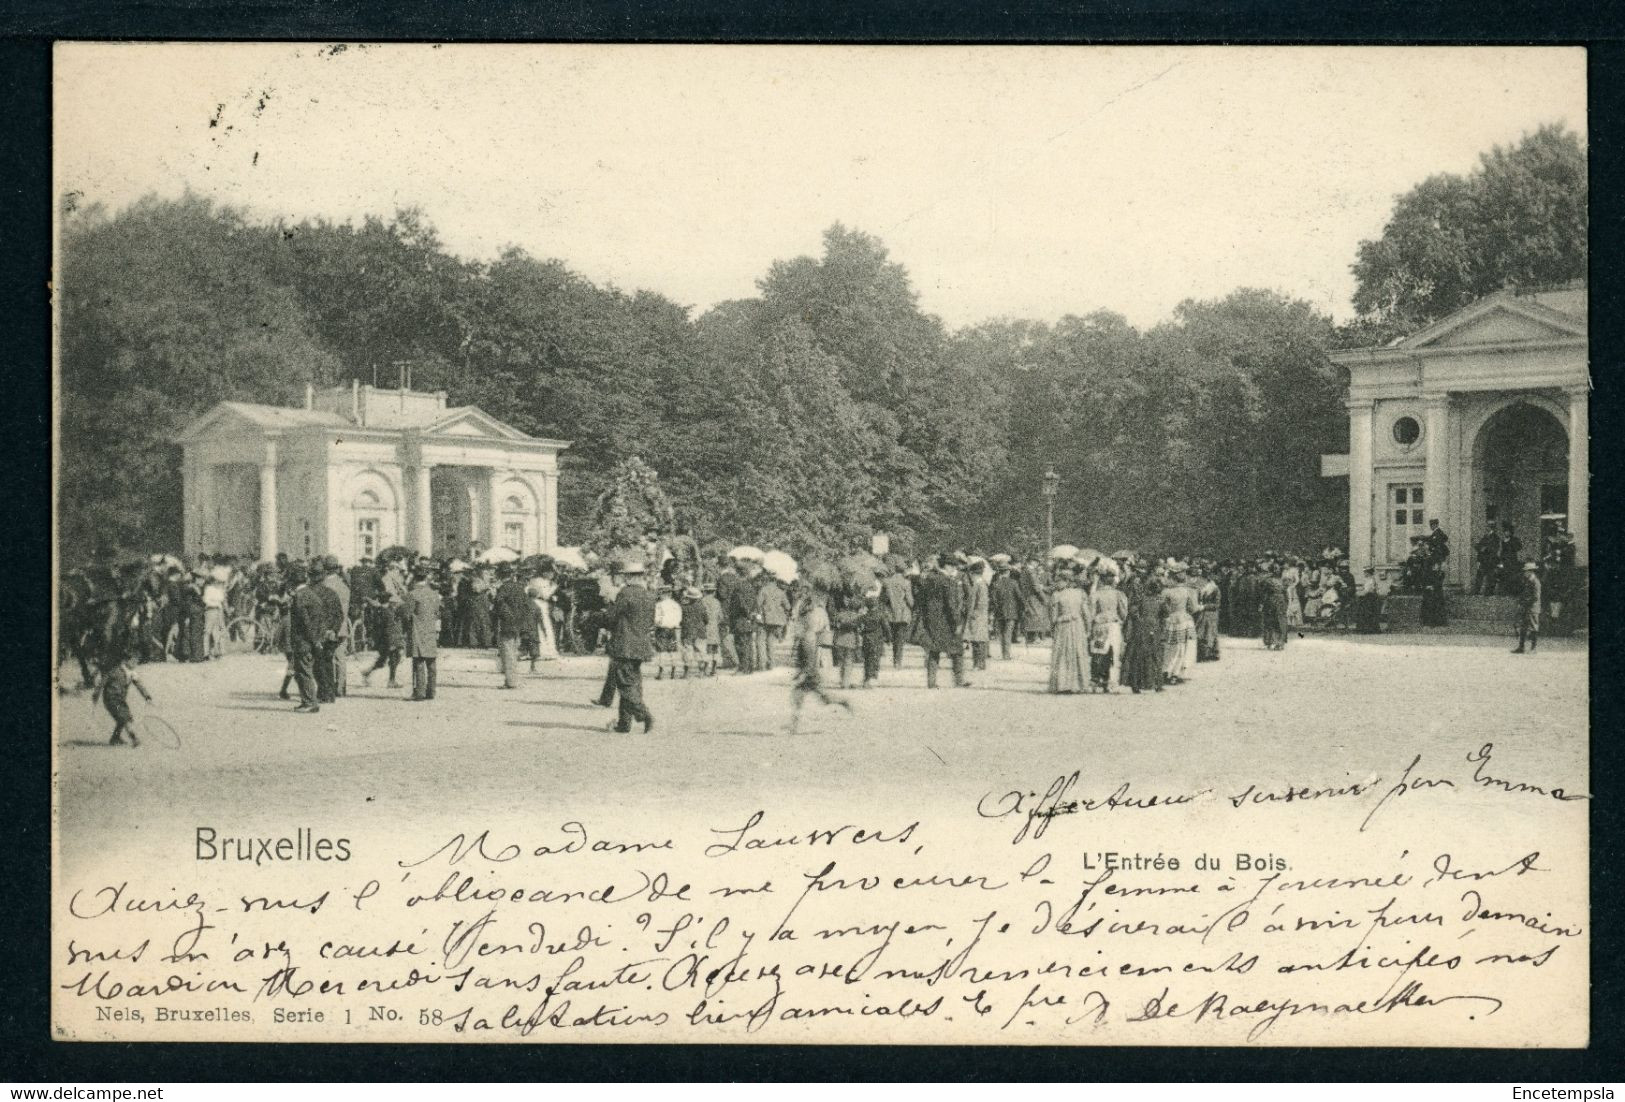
[{"xmin": 1042, "ymin": 467, "xmax": 1060, "ymax": 553}]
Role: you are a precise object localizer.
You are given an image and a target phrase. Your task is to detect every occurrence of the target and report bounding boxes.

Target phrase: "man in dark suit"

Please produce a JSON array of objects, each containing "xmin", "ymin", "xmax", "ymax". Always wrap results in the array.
[
  {"xmin": 989, "ymin": 558, "xmax": 1023, "ymax": 660},
  {"xmin": 492, "ymin": 561, "xmax": 532, "ymax": 689},
  {"xmin": 311, "ymin": 559, "xmax": 346, "ymax": 704},
  {"xmin": 606, "ymin": 559, "xmax": 657, "ymax": 733},
  {"xmin": 288, "ymin": 564, "xmax": 337, "ymax": 713},
  {"xmin": 914, "ymin": 553, "xmax": 970, "ymax": 689},
  {"xmin": 727, "ymin": 558, "xmax": 763, "ymax": 675},
  {"xmin": 1496, "ymin": 521, "xmax": 1523, "ymax": 596},
  {"xmin": 404, "ymin": 565, "xmax": 442, "ymax": 701}
]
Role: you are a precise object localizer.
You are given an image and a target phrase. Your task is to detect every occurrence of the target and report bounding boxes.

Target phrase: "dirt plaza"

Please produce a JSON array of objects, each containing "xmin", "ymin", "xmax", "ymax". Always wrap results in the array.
[{"xmin": 54, "ymin": 632, "xmax": 1587, "ymax": 873}]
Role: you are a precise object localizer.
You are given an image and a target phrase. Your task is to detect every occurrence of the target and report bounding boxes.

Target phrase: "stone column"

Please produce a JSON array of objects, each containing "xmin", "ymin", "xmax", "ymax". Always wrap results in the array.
[
  {"xmin": 1567, "ymin": 385, "xmax": 1588, "ymax": 566},
  {"xmin": 182, "ymin": 454, "xmax": 200, "ymax": 554},
  {"xmin": 258, "ymin": 442, "xmax": 279, "ymax": 561},
  {"xmin": 1347, "ymin": 400, "xmax": 1374, "ymax": 575},
  {"xmin": 413, "ymin": 463, "xmax": 434, "ymax": 555},
  {"xmin": 541, "ymin": 471, "xmax": 558, "ymax": 551},
  {"xmin": 487, "ymin": 468, "xmax": 505, "ymax": 550},
  {"xmin": 1423, "ymin": 393, "xmax": 1451, "ymax": 572}
]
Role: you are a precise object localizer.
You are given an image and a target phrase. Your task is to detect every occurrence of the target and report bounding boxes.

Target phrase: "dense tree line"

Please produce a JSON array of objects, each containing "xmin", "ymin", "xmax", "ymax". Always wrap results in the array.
[{"xmin": 57, "ymin": 125, "xmax": 1584, "ymax": 563}]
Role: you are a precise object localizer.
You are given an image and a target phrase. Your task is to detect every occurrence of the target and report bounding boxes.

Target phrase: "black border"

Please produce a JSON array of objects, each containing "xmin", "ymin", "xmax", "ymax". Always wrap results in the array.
[{"xmin": 4, "ymin": 6, "xmax": 1620, "ymax": 1082}]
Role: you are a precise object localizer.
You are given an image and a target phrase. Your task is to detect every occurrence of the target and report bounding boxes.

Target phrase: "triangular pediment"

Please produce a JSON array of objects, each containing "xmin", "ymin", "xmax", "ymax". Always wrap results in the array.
[
  {"xmin": 1404, "ymin": 296, "xmax": 1586, "ymax": 351},
  {"xmin": 423, "ymin": 406, "xmax": 531, "ymax": 441}
]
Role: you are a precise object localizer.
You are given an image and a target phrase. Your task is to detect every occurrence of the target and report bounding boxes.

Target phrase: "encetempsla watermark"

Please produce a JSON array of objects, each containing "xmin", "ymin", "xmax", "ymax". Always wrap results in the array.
[{"xmin": 1512, "ymin": 1090, "xmax": 1614, "ymax": 1100}]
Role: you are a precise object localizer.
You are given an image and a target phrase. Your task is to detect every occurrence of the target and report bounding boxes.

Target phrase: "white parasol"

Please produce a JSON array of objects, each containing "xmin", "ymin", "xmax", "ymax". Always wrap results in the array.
[
  {"xmin": 729, "ymin": 545, "xmax": 766, "ymax": 562},
  {"xmin": 477, "ymin": 546, "xmax": 520, "ymax": 564},
  {"xmin": 1049, "ymin": 544, "xmax": 1080, "ymax": 560},
  {"xmin": 761, "ymin": 549, "xmax": 798, "ymax": 583},
  {"xmin": 550, "ymin": 546, "xmax": 589, "ymax": 571}
]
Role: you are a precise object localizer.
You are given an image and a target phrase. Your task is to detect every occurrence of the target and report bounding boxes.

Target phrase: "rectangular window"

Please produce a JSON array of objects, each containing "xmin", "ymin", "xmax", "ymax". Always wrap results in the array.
[
  {"xmin": 503, "ymin": 521, "xmax": 524, "ymax": 551},
  {"xmin": 357, "ymin": 517, "xmax": 378, "ymax": 561},
  {"xmin": 1388, "ymin": 483, "xmax": 1426, "ymax": 562}
]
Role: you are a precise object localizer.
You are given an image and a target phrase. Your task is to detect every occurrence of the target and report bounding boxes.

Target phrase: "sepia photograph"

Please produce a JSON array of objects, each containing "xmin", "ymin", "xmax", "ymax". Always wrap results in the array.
[{"xmin": 49, "ymin": 43, "xmax": 1589, "ymax": 1048}]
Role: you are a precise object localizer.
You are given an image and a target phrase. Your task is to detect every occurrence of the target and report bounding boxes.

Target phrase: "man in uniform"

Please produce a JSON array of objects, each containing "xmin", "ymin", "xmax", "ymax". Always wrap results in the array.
[
  {"xmin": 1512, "ymin": 560, "xmax": 1542, "ymax": 654},
  {"xmin": 606, "ymin": 558, "xmax": 657, "ymax": 733},
  {"xmin": 404, "ymin": 564, "xmax": 442, "ymax": 701}
]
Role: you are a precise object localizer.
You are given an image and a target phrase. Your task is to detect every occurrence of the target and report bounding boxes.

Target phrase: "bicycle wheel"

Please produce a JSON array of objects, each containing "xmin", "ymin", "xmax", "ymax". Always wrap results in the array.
[
  {"xmin": 137, "ymin": 714, "xmax": 182, "ymax": 749},
  {"xmin": 226, "ymin": 616, "xmax": 266, "ymax": 654}
]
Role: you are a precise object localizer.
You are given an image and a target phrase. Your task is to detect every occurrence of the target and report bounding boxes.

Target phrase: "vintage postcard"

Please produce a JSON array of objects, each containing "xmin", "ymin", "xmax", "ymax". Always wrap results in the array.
[{"xmin": 52, "ymin": 43, "xmax": 1589, "ymax": 1046}]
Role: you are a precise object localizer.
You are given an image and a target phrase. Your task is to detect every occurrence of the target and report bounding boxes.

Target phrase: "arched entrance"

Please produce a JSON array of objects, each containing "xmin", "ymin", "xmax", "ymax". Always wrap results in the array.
[
  {"xmin": 430, "ymin": 468, "xmax": 478, "ymax": 559},
  {"xmin": 1470, "ymin": 401, "xmax": 1569, "ymax": 567}
]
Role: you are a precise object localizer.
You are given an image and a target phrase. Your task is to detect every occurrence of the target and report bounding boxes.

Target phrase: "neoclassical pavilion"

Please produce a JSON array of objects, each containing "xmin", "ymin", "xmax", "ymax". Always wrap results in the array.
[
  {"xmin": 176, "ymin": 384, "xmax": 569, "ymax": 564},
  {"xmin": 1326, "ymin": 283, "xmax": 1587, "ymax": 581}
]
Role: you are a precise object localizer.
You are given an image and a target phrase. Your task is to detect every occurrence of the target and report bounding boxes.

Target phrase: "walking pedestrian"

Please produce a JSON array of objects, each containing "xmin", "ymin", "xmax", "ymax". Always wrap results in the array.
[{"xmin": 605, "ymin": 559, "xmax": 657, "ymax": 733}]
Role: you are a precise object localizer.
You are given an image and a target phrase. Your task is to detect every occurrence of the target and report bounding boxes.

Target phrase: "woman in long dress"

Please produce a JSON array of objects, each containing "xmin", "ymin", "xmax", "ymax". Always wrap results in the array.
[
  {"xmin": 1121, "ymin": 576, "xmax": 1166, "ymax": 693},
  {"xmin": 1047, "ymin": 571, "xmax": 1090, "ymax": 694},
  {"xmin": 1282, "ymin": 559, "xmax": 1304, "ymax": 628},
  {"xmin": 526, "ymin": 566, "xmax": 559, "ymax": 660}
]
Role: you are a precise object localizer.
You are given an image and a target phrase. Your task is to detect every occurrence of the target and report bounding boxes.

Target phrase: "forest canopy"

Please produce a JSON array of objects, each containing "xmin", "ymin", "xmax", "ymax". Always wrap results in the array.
[{"xmin": 57, "ymin": 125, "xmax": 1584, "ymax": 563}]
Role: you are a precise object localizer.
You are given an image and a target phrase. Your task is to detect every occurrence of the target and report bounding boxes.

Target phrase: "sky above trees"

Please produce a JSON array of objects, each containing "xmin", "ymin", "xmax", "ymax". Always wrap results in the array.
[{"xmin": 54, "ymin": 44, "xmax": 1584, "ymax": 329}]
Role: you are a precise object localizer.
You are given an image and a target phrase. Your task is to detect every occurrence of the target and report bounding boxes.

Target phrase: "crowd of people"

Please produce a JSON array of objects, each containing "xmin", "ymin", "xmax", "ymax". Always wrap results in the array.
[{"xmin": 61, "ymin": 520, "xmax": 1572, "ymax": 744}]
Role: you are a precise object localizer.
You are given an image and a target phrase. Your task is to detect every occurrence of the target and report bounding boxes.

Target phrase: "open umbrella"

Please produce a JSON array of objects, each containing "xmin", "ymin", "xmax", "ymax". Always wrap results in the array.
[
  {"xmin": 761, "ymin": 549, "xmax": 798, "ymax": 583},
  {"xmin": 477, "ymin": 546, "xmax": 520, "ymax": 564},
  {"xmin": 550, "ymin": 546, "xmax": 589, "ymax": 571},
  {"xmin": 1073, "ymin": 548, "xmax": 1104, "ymax": 567},
  {"xmin": 1049, "ymin": 544, "xmax": 1080, "ymax": 561},
  {"xmin": 729, "ymin": 545, "xmax": 765, "ymax": 562}
]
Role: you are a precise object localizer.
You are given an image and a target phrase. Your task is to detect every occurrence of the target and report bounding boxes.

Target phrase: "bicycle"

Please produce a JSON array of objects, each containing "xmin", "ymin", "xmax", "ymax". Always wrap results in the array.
[{"xmin": 226, "ymin": 615, "xmax": 280, "ymax": 655}]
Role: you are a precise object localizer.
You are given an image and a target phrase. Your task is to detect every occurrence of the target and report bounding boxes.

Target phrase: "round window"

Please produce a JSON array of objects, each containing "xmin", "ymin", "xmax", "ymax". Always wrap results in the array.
[{"xmin": 1392, "ymin": 416, "xmax": 1421, "ymax": 446}]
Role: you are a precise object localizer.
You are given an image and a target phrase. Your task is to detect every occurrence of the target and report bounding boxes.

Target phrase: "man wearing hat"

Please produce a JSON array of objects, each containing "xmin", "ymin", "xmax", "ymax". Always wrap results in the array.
[
  {"xmin": 989, "ymin": 556, "xmax": 1022, "ymax": 661},
  {"xmin": 605, "ymin": 558, "xmax": 657, "ymax": 733},
  {"xmin": 286, "ymin": 563, "xmax": 334, "ymax": 713},
  {"xmin": 963, "ymin": 556, "xmax": 991, "ymax": 672},
  {"xmin": 363, "ymin": 557, "xmax": 408, "ymax": 688},
  {"xmin": 404, "ymin": 563, "xmax": 442, "ymax": 701},
  {"xmin": 492, "ymin": 561, "xmax": 532, "ymax": 689},
  {"xmin": 1512, "ymin": 561, "xmax": 1542, "ymax": 654},
  {"xmin": 881, "ymin": 559, "xmax": 916, "ymax": 670},
  {"xmin": 727, "ymin": 555, "xmax": 764, "ymax": 676},
  {"xmin": 914, "ymin": 553, "xmax": 971, "ymax": 689},
  {"xmin": 321, "ymin": 556, "xmax": 351, "ymax": 698}
]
